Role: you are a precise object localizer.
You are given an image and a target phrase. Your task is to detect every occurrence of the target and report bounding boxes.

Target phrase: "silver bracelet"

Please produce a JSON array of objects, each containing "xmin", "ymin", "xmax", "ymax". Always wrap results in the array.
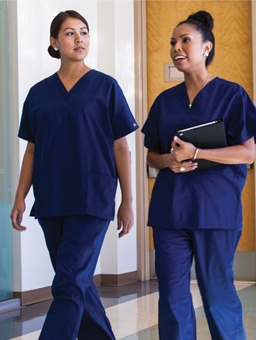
[{"xmin": 192, "ymin": 148, "xmax": 199, "ymax": 161}]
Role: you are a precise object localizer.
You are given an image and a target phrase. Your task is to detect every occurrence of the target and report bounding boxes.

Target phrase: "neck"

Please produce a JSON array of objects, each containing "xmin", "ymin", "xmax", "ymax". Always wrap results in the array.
[
  {"xmin": 185, "ymin": 72, "xmax": 212, "ymax": 91},
  {"xmin": 58, "ymin": 62, "xmax": 90, "ymax": 78},
  {"xmin": 186, "ymin": 73, "xmax": 213, "ymax": 109}
]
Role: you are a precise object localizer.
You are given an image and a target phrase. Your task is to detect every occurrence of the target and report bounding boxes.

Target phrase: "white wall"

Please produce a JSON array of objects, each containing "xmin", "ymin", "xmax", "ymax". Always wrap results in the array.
[{"xmin": 12, "ymin": 0, "xmax": 137, "ymax": 292}]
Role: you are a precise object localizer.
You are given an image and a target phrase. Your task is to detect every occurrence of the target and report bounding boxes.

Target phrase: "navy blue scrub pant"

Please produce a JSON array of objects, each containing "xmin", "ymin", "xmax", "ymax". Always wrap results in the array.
[
  {"xmin": 38, "ymin": 215, "xmax": 115, "ymax": 340},
  {"xmin": 153, "ymin": 227, "xmax": 246, "ymax": 340}
]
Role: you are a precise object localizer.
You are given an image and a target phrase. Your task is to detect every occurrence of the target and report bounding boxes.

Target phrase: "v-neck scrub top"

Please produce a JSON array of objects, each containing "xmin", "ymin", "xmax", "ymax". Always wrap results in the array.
[
  {"xmin": 19, "ymin": 70, "xmax": 139, "ymax": 220},
  {"xmin": 142, "ymin": 77, "xmax": 256, "ymax": 230}
]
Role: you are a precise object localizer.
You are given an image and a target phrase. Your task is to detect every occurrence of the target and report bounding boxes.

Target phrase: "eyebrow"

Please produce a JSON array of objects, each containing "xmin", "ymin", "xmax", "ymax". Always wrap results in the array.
[
  {"xmin": 63, "ymin": 26, "xmax": 88, "ymax": 31},
  {"xmin": 171, "ymin": 33, "xmax": 190, "ymax": 40},
  {"xmin": 179, "ymin": 33, "xmax": 190, "ymax": 38}
]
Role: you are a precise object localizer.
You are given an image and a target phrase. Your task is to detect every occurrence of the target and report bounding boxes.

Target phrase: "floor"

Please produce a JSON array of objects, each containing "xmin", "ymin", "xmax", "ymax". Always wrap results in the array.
[{"xmin": 0, "ymin": 280, "xmax": 255, "ymax": 340}]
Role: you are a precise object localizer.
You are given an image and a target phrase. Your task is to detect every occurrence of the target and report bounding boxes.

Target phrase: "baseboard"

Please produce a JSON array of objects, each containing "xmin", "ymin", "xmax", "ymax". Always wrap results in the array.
[
  {"xmin": 13, "ymin": 271, "xmax": 138, "ymax": 306},
  {"xmin": 93, "ymin": 274, "xmax": 102, "ymax": 286},
  {"xmin": 13, "ymin": 286, "xmax": 52, "ymax": 306},
  {"xmin": 100, "ymin": 271, "xmax": 138, "ymax": 286}
]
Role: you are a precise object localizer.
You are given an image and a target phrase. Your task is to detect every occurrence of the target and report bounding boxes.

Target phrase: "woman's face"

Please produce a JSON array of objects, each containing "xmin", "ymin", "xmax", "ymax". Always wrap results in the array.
[
  {"xmin": 51, "ymin": 17, "xmax": 90, "ymax": 62},
  {"xmin": 170, "ymin": 23, "xmax": 210, "ymax": 73}
]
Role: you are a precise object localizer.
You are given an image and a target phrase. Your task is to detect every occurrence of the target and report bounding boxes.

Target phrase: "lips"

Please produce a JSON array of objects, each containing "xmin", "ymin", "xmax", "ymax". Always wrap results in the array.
[{"xmin": 74, "ymin": 46, "xmax": 84, "ymax": 51}]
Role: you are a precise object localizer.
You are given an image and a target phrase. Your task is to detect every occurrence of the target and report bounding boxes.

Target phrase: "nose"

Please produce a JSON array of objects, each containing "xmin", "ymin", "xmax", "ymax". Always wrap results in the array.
[
  {"xmin": 174, "ymin": 44, "xmax": 182, "ymax": 52},
  {"xmin": 170, "ymin": 44, "xmax": 181, "ymax": 58},
  {"xmin": 170, "ymin": 44, "xmax": 181, "ymax": 57},
  {"xmin": 75, "ymin": 34, "xmax": 83, "ymax": 43}
]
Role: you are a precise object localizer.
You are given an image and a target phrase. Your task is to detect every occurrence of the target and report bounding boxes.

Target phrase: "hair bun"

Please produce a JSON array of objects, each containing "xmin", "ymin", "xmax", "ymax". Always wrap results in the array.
[
  {"xmin": 48, "ymin": 45, "xmax": 60, "ymax": 59},
  {"xmin": 187, "ymin": 10, "xmax": 214, "ymax": 31}
]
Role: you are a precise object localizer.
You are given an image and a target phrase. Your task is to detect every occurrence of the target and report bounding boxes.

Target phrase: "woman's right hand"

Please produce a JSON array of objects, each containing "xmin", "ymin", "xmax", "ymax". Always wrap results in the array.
[
  {"xmin": 10, "ymin": 200, "xmax": 27, "ymax": 231},
  {"xmin": 147, "ymin": 149, "xmax": 197, "ymax": 173},
  {"xmin": 170, "ymin": 157, "xmax": 198, "ymax": 173},
  {"xmin": 10, "ymin": 141, "xmax": 34, "ymax": 231},
  {"xmin": 170, "ymin": 138, "xmax": 198, "ymax": 173}
]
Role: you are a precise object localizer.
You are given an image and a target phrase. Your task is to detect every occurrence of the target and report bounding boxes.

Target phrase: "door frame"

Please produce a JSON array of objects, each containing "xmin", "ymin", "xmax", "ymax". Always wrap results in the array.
[{"xmin": 134, "ymin": 0, "xmax": 150, "ymax": 281}]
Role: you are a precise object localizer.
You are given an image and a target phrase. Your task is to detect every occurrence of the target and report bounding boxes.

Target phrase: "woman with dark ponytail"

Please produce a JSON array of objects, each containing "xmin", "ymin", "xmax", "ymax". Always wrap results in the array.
[{"xmin": 142, "ymin": 10, "xmax": 255, "ymax": 340}]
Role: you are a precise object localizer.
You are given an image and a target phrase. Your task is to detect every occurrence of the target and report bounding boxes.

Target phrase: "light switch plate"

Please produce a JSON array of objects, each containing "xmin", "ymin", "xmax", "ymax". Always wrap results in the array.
[{"xmin": 164, "ymin": 62, "xmax": 184, "ymax": 82}]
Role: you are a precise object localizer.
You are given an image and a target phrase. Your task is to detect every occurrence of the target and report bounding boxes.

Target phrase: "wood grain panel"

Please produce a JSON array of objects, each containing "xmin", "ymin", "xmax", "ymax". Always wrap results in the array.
[
  {"xmin": 239, "ymin": 169, "xmax": 255, "ymax": 251},
  {"xmin": 146, "ymin": 0, "xmax": 255, "ymax": 251}
]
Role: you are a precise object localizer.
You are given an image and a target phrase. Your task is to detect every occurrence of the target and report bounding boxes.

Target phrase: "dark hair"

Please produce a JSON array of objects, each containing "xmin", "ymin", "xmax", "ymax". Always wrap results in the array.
[
  {"xmin": 48, "ymin": 10, "xmax": 89, "ymax": 59},
  {"xmin": 176, "ymin": 10, "xmax": 215, "ymax": 66}
]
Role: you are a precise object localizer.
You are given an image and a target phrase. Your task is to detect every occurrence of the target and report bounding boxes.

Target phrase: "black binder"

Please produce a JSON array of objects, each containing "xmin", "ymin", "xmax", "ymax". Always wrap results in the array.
[{"xmin": 175, "ymin": 119, "xmax": 227, "ymax": 170}]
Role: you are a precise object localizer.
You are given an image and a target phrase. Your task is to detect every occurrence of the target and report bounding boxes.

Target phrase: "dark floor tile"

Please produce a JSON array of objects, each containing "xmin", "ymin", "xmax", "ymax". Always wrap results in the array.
[{"xmin": 98, "ymin": 280, "xmax": 159, "ymax": 308}]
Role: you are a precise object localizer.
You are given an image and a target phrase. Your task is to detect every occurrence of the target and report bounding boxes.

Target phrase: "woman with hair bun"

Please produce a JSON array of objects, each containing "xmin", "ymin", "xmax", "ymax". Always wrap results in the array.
[
  {"xmin": 142, "ymin": 10, "xmax": 255, "ymax": 339},
  {"xmin": 11, "ymin": 9, "xmax": 138, "ymax": 340}
]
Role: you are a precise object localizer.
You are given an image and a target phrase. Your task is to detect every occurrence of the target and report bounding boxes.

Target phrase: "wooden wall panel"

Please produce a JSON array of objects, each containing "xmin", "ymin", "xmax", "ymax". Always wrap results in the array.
[{"xmin": 146, "ymin": 0, "xmax": 255, "ymax": 251}]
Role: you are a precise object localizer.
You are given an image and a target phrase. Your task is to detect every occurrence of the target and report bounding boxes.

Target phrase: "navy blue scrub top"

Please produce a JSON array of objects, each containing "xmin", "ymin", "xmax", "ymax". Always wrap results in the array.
[
  {"xmin": 142, "ymin": 77, "xmax": 256, "ymax": 230},
  {"xmin": 19, "ymin": 70, "xmax": 139, "ymax": 220}
]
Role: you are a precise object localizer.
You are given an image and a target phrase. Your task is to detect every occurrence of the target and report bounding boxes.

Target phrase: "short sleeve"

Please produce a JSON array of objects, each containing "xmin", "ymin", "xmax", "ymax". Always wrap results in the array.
[
  {"xmin": 227, "ymin": 86, "xmax": 256, "ymax": 144},
  {"xmin": 141, "ymin": 100, "xmax": 161, "ymax": 150},
  {"xmin": 109, "ymin": 80, "xmax": 139, "ymax": 140},
  {"xmin": 18, "ymin": 90, "xmax": 36, "ymax": 143}
]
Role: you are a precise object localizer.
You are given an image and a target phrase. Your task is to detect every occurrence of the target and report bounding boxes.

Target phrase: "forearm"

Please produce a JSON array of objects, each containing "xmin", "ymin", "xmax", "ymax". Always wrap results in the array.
[
  {"xmin": 114, "ymin": 137, "xmax": 134, "ymax": 237},
  {"xmin": 114, "ymin": 137, "xmax": 133, "ymax": 202},
  {"xmin": 15, "ymin": 142, "xmax": 34, "ymax": 202},
  {"xmin": 147, "ymin": 150, "xmax": 173, "ymax": 170},
  {"xmin": 196, "ymin": 138, "xmax": 255, "ymax": 165}
]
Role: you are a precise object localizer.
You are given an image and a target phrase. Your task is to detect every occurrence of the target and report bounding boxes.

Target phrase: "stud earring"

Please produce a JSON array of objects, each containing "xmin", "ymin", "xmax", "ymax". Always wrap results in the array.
[
  {"xmin": 54, "ymin": 47, "xmax": 58, "ymax": 51},
  {"xmin": 203, "ymin": 52, "xmax": 209, "ymax": 57}
]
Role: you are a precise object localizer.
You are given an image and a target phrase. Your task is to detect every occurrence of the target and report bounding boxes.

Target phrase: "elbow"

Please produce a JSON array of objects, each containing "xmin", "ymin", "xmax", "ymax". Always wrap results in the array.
[
  {"xmin": 245, "ymin": 150, "xmax": 255, "ymax": 165},
  {"xmin": 247, "ymin": 155, "xmax": 255, "ymax": 165},
  {"xmin": 147, "ymin": 155, "xmax": 158, "ymax": 169},
  {"xmin": 241, "ymin": 138, "xmax": 255, "ymax": 165},
  {"xmin": 147, "ymin": 158, "xmax": 155, "ymax": 169},
  {"xmin": 247, "ymin": 146, "xmax": 255, "ymax": 164}
]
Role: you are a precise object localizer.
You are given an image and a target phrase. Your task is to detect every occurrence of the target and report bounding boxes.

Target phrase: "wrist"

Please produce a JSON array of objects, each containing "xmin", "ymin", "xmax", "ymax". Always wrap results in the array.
[
  {"xmin": 192, "ymin": 147, "xmax": 199, "ymax": 161},
  {"xmin": 121, "ymin": 196, "xmax": 133, "ymax": 203}
]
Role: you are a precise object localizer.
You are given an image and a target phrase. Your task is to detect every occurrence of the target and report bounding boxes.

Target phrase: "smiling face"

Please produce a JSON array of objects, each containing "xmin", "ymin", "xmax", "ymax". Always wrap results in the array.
[
  {"xmin": 50, "ymin": 17, "xmax": 90, "ymax": 62},
  {"xmin": 170, "ymin": 23, "xmax": 212, "ymax": 74}
]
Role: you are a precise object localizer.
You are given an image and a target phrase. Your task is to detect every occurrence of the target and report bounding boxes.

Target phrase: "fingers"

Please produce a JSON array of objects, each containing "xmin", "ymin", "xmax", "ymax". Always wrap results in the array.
[
  {"xmin": 117, "ymin": 215, "xmax": 133, "ymax": 238},
  {"xmin": 116, "ymin": 201, "xmax": 134, "ymax": 238},
  {"xmin": 174, "ymin": 161, "xmax": 198, "ymax": 173},
  {"xmin": 172, "ymin": 136, "xmax": 195, "ymax": 162},
  {"xmin": 118, "ymin": 224, "xmax": 133, "ymax": 238},
  {"xmin": 14, "ymin": 224, "xmax": 27, "ymax": 231},
  {"xmin": 173, "ymin": 135, "xmax": 183, "ymax": 146},
  {"xmin": 10, "ymin": 209, "xmax": 27, "ymax": 231}
]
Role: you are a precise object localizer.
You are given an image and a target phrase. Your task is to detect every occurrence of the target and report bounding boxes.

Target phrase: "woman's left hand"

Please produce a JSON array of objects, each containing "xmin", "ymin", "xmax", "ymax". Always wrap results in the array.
[{"xmin": 117, "ymin": 200, "xmax": 134, "ymax": 238}]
